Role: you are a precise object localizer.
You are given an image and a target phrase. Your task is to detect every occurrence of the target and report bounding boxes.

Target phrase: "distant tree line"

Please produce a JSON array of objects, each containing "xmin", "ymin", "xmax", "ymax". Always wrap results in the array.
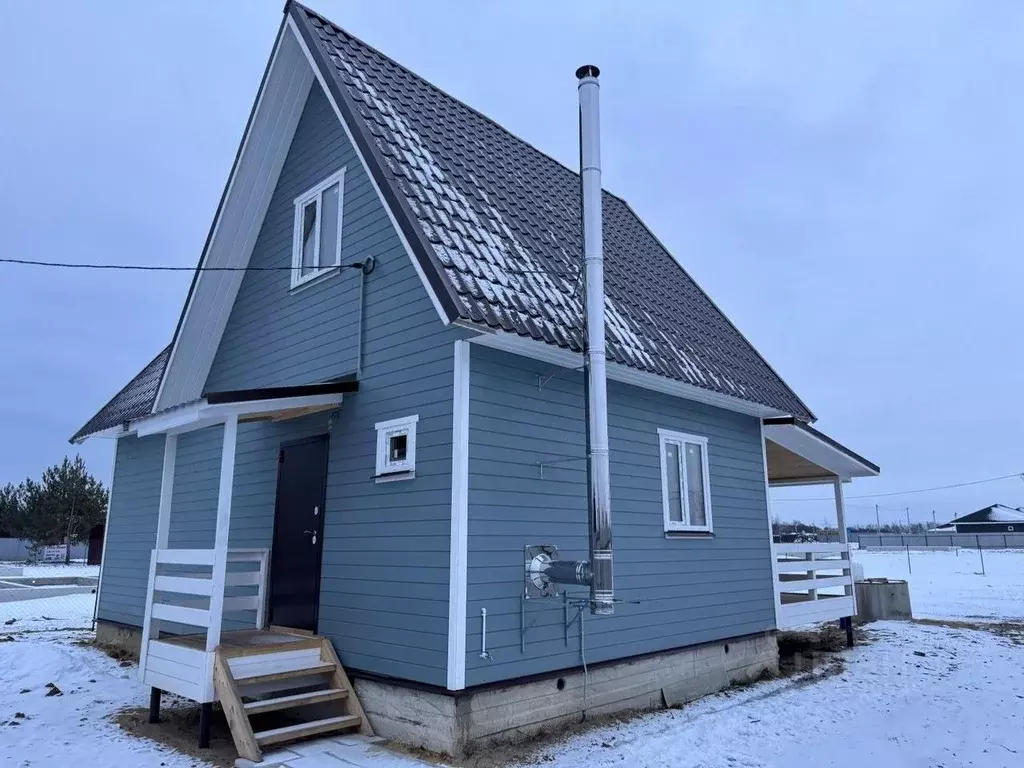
[
  {"xmin": 0, "ymin": 456, "xmax": 108, "ymax": 561},
  {"xmin": 848, "ymin": 522, "xmax": 931, "ymax": 534},
  {"xmin": 772, "ymin": 518, "xmax": 932, "ymax": 537}
]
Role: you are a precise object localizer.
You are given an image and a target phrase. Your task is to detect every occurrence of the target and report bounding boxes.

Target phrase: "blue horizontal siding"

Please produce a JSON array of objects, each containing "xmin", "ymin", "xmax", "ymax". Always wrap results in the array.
[
  {"xmin": 99, "ymin": 78, "xmax": 463, "ymax": 688},
  {"xmin": 205, "ymin": 83, "xmax": 368, "ymax": 392},
  {"xmin": 464, "ymin": 345, "xmax": 775, "ymax": 686}
]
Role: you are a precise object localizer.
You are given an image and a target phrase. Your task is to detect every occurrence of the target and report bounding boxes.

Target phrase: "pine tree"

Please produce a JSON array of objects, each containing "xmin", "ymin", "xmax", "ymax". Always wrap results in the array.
[
  {"xmin": 0, "ymin": 483, "xmax": 22, "ymax": 539},
  {"xmin": 20, "ymin": 456, "xmax": 108, "ymax": 562}
]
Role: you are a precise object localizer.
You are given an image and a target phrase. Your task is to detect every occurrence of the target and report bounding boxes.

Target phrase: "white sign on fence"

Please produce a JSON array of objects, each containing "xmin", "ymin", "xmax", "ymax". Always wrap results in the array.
[{"xmin": 40, "ymin": 545, "xmax": 66, "ymax": 563}]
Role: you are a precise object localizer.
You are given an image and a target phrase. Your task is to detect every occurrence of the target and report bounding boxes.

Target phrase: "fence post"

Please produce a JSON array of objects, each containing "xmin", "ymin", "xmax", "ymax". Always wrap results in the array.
[
  {"xmin": 906, "ymin": 544, "xmax": 912, "ymax": 574},
  {"xmin": 1004, "ymin": 534, "xmax": 1008, "ymax": 549},
  {"xmin": 978, "ymin": 537, "xmax": 986, "ymax": 576}
]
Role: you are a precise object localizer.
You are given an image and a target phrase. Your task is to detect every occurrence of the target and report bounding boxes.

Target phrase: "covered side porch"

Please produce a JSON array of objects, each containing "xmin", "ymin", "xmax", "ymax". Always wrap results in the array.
[
  {"xmin": 115, "ymin": 381, "xmax": 370, "ymax": 758},
  {"xmin": 762, "ymin": 418, "xmax": 880, "ymax": 630}
]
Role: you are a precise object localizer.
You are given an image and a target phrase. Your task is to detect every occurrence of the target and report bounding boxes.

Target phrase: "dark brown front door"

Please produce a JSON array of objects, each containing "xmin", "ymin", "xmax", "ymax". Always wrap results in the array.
[{"xmin": 269, "ymin": 435, "xmax": 329, "ymax": 632}]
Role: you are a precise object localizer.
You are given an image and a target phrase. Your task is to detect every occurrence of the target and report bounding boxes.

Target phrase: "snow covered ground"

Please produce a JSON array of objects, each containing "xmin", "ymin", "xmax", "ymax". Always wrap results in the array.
[
  {"xmin": 0, "ymin": 631, "xmax": 204, "ymax": 768},
  {"xmin": 854, "ymin": 548, "xmax": 1024, "ymax": 620},
  {"xmin": 0, "ymin": 592, "xmax": 96, "ymax": 632},
  {"xmin": 1, "ymin": 551, "xmax": 1021, "ymax": 767},
  {"xmin": 0, "ymin": 562, "xmax": 98, "ymax": 632},
  {"xmin": 515, "ymin": 621, "xmax": 1024, "ymax": 767},
  {"xmin": 19, "ymin": 563, "xmax": 101, "ymax": 579}
]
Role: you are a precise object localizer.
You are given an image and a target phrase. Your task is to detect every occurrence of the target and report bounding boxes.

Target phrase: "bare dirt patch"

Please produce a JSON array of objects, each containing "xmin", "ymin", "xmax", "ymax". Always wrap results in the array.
[
  {"xmin": 113, "ymin": 704, "xmax": 236, "ymax": 767},
  {"xmin": 912, "ymin": 617, "xmax": 1024, "ymax": 645},
  {"xmin": 74, "ymin": 637, "xmax": 136, "ymax": 667},
  {"xmin": 777, "ymin": 624, "xmax": 854, "ymax": 680}
]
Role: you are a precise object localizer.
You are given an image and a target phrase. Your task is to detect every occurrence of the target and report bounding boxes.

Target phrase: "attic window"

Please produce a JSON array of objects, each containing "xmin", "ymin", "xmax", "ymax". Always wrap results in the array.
[
  {"xmin": 375, "ymin": 415, "xmax": 418, "ymax": 482},
  {"xmin": 658, "ymin": 429, "xmax": 713, "ymax": 534},
  {"xmin": 291, "ymin": 168, "xmax": 346, "ymax": 289}
]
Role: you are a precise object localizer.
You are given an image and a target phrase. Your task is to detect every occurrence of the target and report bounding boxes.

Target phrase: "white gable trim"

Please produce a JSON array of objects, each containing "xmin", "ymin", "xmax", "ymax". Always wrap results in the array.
[
  {"xmin": 155, "ymin": 24, "xmax": 314, "ymax": 411},
  {"xmin": 284, "ymin": 15, "xmax": 449, "ymax": 325},
  {"xmin": 468, "ymin": 328, "xmax": 789, "ymax": 419},
  {"xmin": 155, "ymin": 20, "xmax": 451, "ymax": 413}
]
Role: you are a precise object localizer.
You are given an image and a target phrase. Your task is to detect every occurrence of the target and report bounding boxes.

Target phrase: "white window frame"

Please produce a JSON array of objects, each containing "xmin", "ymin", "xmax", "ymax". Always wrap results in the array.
[
  {"xmin": 658, "ymin": 429, "xmax": 713, "ymax": 533},
  {"xmin": 375, "ymin": 414, "xmax": 418, "ymax": 481},
  {"xmin": 291, "ymin": 167, "xmax": 346, "ymax": 289}
]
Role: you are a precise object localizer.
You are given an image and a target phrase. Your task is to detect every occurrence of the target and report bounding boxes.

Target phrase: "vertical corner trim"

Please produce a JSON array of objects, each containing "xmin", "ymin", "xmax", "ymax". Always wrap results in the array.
[
  {"xmin": 447, "ymin": 339, "xmax": 470, "ymax": 690},
  {"xmin": 92, "ymin": 437, "xmax": 120, "ymax": 627},
  {"xmin": 759, "ymin": 423, "xmax": 782, "ymax": 630}
]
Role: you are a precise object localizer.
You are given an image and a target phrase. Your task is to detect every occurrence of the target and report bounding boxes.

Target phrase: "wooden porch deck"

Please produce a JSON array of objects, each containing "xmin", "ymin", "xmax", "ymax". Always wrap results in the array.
[{"xmin": 161, "ymin": 628, "xmax": 319, "ymax": 656}]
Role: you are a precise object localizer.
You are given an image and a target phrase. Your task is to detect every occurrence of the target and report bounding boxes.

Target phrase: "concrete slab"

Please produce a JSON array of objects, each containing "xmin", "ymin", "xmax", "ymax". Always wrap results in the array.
[{"xmin": 234, "ymin": 735, "xmax": 428, "ymax": 768}]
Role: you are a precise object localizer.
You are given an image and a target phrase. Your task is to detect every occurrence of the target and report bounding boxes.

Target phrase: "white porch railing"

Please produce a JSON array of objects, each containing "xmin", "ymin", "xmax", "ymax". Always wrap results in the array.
[
  {"xmin": 138, "ymin": 547, "xmax": 269, "ymax": 682},
  {"xmin": 774, "ymin": 543, "xmax": 856, "ymax": 629}
]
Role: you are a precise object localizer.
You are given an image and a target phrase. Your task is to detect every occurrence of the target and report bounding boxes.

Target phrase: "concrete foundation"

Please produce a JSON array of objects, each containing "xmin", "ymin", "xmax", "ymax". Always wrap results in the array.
[
  {"xmin": 95, "ymin": 619, "xmax": 143, "ymax": 658},
  {"xmin": 855, "ymin": 578, "xmax": 913, "ymax": 622},
  {"xmin": 355, "ymin": 632, "xmax": 778, "ymax": 757}
]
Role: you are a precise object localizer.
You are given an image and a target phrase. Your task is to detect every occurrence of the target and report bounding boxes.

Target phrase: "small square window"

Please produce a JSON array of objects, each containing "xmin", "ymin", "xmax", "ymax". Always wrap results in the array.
[
  {"xmin": 658, "ymin": 429, "xmax": 713, "ymax": 534},
  {"xmin": 291, "ymin": 168, "xmax": 346, "ymax": 289},
  {"xmin": 375, "ymin": 415, "xmax": 418, "ymax": 481}
]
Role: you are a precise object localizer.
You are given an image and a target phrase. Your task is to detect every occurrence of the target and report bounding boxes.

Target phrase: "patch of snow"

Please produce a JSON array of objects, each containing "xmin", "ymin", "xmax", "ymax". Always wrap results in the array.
[
  {"xmin": 510, "ymin": 621, "xmax": 1024, "ymax": 768},
  {"xmin": 1, "ymin": 592, "xmax": 96, "ymax": 633},
  {"xmin": 19, "ymin": 563, "xmax": 100, "ymax": 579},
  {"xmin": 854, "ymin": 548, "xmax": 1024, "ymax": 620},
  {"xmin": 0, "ymin": 632, "xmax": 207, "ymax": 768}
]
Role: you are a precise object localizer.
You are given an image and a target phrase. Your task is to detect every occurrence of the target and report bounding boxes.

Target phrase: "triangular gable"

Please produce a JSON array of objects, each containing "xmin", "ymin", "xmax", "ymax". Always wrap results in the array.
[
  {"xmin": 154, "ymin": 13, "xmax": 452, "ymax": 412},
  {"xmin": 131, "ymin": 2, "xmax": 812, "ymax": 423}
]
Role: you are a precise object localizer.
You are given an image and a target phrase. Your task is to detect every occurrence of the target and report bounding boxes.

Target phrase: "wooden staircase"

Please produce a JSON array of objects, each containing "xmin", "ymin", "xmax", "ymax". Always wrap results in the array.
[{"xmin": 213, "ymin": 633, "xmax": 371, "ymax": 763}]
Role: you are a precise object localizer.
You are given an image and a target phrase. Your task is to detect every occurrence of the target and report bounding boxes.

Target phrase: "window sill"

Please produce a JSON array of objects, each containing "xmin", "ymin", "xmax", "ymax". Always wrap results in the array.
[
  {"xmin": 664, "ymin": 530, "xmax": 714, "ymax": 539},
  {"xmin": 289, "ymin": 266, "xmax": 341, "ymax": 294},
  {"xmin": 373, "ymin": 470, "xmax": 415, "ymax": 484}
]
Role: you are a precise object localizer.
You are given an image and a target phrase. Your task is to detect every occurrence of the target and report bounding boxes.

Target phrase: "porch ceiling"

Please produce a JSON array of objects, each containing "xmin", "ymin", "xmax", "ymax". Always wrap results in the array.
[
  {"xmin": 765, "ymin": 440, "xmax": 838, "ymax": 485},
  {"xmin": 763, "ymin": 418, "xmax": 879, "ymax": 487}
]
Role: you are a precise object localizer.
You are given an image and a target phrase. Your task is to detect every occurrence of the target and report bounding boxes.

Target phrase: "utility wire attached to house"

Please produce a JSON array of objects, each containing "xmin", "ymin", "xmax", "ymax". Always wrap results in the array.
[{"xmin": 0, "ymin": 257, "xmax": 574, "ymax": 280}]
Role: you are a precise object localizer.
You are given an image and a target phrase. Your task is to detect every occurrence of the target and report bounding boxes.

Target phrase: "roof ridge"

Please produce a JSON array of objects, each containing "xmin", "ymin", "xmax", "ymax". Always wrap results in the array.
[{"xmin": 290, "ymin": 1, "xmax": 631, "ymax": 207}]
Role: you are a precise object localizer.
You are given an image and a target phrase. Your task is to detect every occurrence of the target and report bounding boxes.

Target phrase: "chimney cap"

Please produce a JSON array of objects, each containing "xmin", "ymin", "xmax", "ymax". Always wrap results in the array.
[{"xmin": 575, "ymin": 64, "xmax": 600, "ymax": 80}]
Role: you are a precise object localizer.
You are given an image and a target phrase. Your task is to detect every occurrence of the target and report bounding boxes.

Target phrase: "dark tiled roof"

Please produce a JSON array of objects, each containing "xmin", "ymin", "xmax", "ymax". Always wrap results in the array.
[
  {"xmin": 294, "ymin": 4, "xmax": 814, "ymax": 420},
  {"xmin": 951, "ymin": 505, "xmax": 1024, "ymax": 525},
  {"xmin": 70, "ymin": 346, "xmax": 170, "ymax": 443}
]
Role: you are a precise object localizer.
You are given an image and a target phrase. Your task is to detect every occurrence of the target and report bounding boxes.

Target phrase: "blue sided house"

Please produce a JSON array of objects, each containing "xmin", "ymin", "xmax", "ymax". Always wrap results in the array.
[{"xmin": 73, "ymin": 2, "xmax": 879, "ymax": 761}]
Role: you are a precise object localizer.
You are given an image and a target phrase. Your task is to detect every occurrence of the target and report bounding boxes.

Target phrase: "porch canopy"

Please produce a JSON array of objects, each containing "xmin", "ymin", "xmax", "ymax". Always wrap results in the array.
[
  {"xmin": 762, "ymin": 417, "xmax": 879, "ymax": 629},
  {"xmin": 132, "ymin": 380, "xmax": 357, "ymax": 438},
  {"xmin": 128, "ymin": 379, "xmax": 357, "ymax": 702}
]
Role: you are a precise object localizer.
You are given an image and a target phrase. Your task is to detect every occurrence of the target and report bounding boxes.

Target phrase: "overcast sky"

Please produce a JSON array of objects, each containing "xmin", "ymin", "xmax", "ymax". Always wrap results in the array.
[{"xmin": 1, "ymin": 1, "xmax": 1021, "ymax": 527}]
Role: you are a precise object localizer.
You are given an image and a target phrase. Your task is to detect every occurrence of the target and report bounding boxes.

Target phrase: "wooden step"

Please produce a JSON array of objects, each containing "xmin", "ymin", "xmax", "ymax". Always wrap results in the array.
[
  {"xmin": 255, "ymin": 714, "xmax": 361, "ymax": 747},
  {"xmin": 234, "ymin": 661, "xmax": 336, "ymax": 686},
  {"xmin": 244, "ymin": 688, "xmax": 348, "ymax": 715}
]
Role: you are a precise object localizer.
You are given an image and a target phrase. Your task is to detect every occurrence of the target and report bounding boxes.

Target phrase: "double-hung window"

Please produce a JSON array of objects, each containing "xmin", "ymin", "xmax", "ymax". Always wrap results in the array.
[
  {"xmin": 291, "ymin": 167, "xmax": 346, "ymax": 289},
  {"xmin": 658, "ymin": 429, "xmax": 713, "ymax": 533}
]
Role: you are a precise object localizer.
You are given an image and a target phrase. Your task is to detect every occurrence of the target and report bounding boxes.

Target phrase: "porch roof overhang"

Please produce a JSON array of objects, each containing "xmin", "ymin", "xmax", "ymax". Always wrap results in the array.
[
  {"xmin": 763, "ymin": 417, "xmax": 879, "ymax": 487},
  {"xmin": 124, "ymin": 379, "xmax": 357, "ymax": 439}
]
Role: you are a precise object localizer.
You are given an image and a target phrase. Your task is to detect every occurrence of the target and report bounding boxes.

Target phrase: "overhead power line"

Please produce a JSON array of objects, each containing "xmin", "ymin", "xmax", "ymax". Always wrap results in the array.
[
  {"xmin": 774, "ymin": 472, "xmax": 1024, "ymax": 502},
  {"xmin": 0, "ymin": 258, "xmax": 286, "ymax": 272},
  {"xmin": 0, "ymin": 257, "xmax": 572, "ymax": 279}
]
